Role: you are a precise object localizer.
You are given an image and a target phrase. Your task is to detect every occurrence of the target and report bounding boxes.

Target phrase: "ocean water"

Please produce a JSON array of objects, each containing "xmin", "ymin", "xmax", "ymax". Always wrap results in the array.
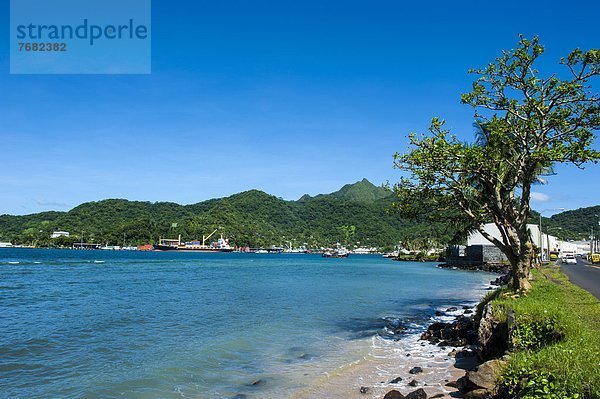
[{"xmin": 0, "ymin": 249, "xmax": 495, "ymax": 399}]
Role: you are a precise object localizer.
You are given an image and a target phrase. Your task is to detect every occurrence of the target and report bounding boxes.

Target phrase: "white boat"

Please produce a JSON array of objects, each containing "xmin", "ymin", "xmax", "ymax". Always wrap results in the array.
[{"xmin": 322, "ymin": 248, "xmax": 350, "ymax": 258}]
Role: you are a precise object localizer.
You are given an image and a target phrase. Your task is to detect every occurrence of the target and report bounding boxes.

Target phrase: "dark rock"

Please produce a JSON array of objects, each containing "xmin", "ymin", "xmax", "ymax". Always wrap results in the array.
[
  {"xmin": 389, "ymin": 377, "xmax": 403, "ymax": 384},
  {"xmin": 464, "ymin": 389, "xmax": 491, "ymax": 399},
  {"xmin": 478, "ymin": 304, "xmax": 509, "ymax": 361},
  {"xmin": 447, "ymin": 307, "xmax": 458, "ymax": 312},
  {"xmin": 408, "ymin": 379, "xmax": 419, "ymax": 387},
  {"xmin": 421, "ymin": 316, "xmax": 477, "ymax": 347},
  {"xmin": 457, "ymin": 375, "xmax": 478, "ymax": 393},
  {"xmin": 409, "ymin": 366, "xmax": 423, "ymax": 374},
  {"xmin": 248, "ymin": 379, "xmax": 264, "ymax": 387},
  {"xmin": 359, "ymin": 386, "xmax": 370, "ymax": 394},
  {"xmin": 405, "ymin": 388, "xmax": 428, "ymax": 399},
  {"xmin": 406, "ymin": 353, "xmax": 411, "ymax": 357},
  {"xmin": 463, "ymin": 305, "xmax": 472, "ymax": 310},
  {"xmin": 464, "ymin": 309, "xmax": 473, "ymax": 314},
  {"xmin": 431, "ymin": 395, "xmax": 444, "ymax": 399},
  {"xmin": 456, "ymin": 349, "xmax": 476, "ymax": 358},
  {"xmin": 383, "ymin": 390, "xmax": 405, "ymax": 399},
  {"xmin": 435, "ymin": 310, "xmax": 442, "ymax": 316},
  {"xmin": 445, "ymin": 381, "xmax": 458, "ymax": 388},
  {"xmin": 490, "ymin": 274, "xmax": 510, "ymax": 286}
]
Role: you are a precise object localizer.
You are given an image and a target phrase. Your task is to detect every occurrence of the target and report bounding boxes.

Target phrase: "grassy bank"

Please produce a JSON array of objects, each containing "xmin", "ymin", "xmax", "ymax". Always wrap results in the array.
[{"xmin": 486, "ymin": 266, "xmax": 600, "ymax": 398}]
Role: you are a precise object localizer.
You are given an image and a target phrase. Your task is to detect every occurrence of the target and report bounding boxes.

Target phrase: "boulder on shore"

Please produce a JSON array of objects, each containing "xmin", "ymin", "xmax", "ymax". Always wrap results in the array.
[
  {"xmin": 468, "ymin": 359, "xmax": 505, "ymax": 390},
  {"xmin": 420, "ymin": 316, "xmax": 477, "ymax": 346},
  {"xmin": 457, "ymin": 358, "xmax": 506, "ymax": 397},
  {"xmin": 405, "ymin": 388, "xmax": 428, "ymax": 399},
  {"xmin": 383, "ymin": 390, "xmax": 405, "ymax": 399},
  {"xmin": 478, "ymin": 304, "xmax": 509, "ymax": 360},
  {"xmin": 464, "ymin": 388, "xmax": 492, "ymax": 399}
]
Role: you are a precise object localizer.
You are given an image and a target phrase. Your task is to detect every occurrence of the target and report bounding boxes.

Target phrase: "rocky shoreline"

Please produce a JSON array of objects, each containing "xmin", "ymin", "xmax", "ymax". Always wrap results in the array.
[{"xmin": 369, "ymin": 276, "xmax": 510, "ymax": 399}]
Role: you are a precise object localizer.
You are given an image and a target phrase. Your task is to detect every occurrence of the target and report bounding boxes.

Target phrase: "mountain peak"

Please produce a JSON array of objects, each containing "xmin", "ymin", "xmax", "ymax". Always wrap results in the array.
[{"xmin": 308, "ymin": 179, "xmax": 391, "ymax": 203}]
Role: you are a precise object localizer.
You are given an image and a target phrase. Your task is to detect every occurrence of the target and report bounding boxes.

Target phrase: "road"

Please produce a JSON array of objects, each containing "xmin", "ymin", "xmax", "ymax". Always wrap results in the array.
[{"xmin": 559, "ymin": 258, "xmax": 600, "ymax": 300}]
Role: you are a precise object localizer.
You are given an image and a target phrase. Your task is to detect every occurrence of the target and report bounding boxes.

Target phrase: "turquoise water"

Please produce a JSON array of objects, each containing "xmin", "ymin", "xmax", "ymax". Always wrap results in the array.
[{"xmin": 0, "ymin": 249, "xmax": 494, "ymax": 399}]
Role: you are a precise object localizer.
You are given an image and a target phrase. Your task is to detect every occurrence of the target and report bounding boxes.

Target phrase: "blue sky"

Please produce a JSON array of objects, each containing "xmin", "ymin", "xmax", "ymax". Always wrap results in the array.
[{"xmin": 1, "ymin": 0, "xmax": 599, "ymax": 216}]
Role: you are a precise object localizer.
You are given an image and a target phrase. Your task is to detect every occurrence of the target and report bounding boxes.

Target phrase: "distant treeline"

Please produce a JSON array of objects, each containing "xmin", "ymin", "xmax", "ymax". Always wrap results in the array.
[
  {"xmin": 0, "ymin": 180, "xmax": 456, "ymax": 249},
  {"xmin": 2, "ymin": 180, "xmax": 594, "ymax": 248}
]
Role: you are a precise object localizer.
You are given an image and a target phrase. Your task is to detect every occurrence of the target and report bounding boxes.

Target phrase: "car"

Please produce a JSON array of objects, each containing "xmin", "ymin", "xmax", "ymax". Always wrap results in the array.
[{"xmin": 562, "ymin": 254, "xmax": 577, "ymax": 264}]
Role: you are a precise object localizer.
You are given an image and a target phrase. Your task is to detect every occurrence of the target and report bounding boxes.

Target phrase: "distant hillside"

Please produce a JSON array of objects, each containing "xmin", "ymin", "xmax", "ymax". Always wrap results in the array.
[
  {"xmin": 542, "ymin": 205, "xmax": 600, "ymax": 241},
  {"xmin": 0, "ymin": 179, "xmax": 453, "ymax": 249}
]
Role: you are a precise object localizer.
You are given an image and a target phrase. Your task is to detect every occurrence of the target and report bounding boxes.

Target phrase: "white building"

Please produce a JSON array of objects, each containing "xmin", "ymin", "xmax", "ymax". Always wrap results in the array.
[
  {"xmin": 468, "ymin": 223, "xmax": 582, "ymax": 260},
  {"xmin": 559, "ymin": 241, "xmax": 578, "ymax": 255},
  {"xmin": 571, "ymin": 241, "xmax": 591, "ymax": 254},
  {"xmin": 467, "ymin": 223, "xmax": 541, "ymax": 246},
  {"xmin": 0, "ymin": 242, "xmax": 13, "ymax": 248},
  {"xmin": 51, "ymin": 231, "xmax": 70, "ymax": 239}
]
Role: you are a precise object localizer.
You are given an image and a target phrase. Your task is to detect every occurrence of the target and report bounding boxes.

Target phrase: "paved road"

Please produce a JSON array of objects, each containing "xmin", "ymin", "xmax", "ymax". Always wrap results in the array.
[{"xmin": 559, "ymin": 258, "xmax": 600, "ymax": 300}]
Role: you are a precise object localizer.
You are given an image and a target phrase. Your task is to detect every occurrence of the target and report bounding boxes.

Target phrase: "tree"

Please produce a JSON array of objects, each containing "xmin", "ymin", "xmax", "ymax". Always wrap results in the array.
[
  {"xmin": 338, "ymin": 225, "xmax": 357, "ymax": 247},
  {"xmin": 394, "ymin": 36, "xmax": 599, "ymax": 291}
]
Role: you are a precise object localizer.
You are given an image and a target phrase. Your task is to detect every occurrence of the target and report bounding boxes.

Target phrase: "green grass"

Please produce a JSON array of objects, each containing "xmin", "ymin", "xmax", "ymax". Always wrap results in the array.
[{"xmin": 490, "ymin": 267, "xmax": 600, "ymax": 398}]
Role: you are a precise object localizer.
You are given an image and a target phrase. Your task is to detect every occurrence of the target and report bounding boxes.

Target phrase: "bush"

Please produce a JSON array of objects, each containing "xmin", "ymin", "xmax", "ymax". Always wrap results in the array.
[
  {"xmin": 499, "ymin": 367, "xmax": 581, "ymax": 399},
  {"xmin": 512, "ymin": 317, "xmax": 564, "ymax": 350}
]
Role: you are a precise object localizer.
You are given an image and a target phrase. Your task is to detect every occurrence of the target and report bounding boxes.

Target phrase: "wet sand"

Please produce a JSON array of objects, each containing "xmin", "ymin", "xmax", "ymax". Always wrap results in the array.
[
  {"xmin": 292, "ymin": 333, "xmax": 474, "ymax": 399},
  {"xmin": 291, "ymin": 304, "xmax": 484, "ymax": 399}
]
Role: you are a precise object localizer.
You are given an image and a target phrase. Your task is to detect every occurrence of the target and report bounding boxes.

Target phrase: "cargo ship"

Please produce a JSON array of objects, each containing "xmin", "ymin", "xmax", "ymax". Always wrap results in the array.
[{"xmin": 154, "ymin": 229, "xmax": 234, "ymax": 252}]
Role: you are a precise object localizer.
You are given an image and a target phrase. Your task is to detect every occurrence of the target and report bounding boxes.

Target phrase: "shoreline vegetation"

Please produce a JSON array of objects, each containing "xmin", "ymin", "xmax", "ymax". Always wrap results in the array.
[{"xmin": 329, "ymin": 264, "xmax": 599, "ymax": 399}]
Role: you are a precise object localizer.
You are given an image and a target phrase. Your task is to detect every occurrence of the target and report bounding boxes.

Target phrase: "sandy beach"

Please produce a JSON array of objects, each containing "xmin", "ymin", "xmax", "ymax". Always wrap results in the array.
[{"xmin": 293, "ymin": 307, "xmax": 481, "ymax": 399}]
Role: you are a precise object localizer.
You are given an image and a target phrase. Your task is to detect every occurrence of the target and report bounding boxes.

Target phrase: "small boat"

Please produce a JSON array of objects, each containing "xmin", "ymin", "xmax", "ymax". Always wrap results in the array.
[
  {"xmin": 252, "ymin": 247, "xmax": 284, "ymax": 254},
  {"xmin": 322, "ymin": 248, "xmax": 349, "ymax": 258}
]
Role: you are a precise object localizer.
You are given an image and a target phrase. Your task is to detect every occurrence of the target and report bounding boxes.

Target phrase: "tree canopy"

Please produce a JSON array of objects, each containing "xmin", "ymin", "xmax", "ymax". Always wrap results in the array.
[{"xmin": 394, "ymin": 36, "xmax": 599, "ymax": 291}]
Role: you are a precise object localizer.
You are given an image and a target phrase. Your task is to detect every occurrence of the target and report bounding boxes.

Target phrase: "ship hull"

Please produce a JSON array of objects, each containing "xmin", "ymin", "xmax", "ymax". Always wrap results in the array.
[{"xmin": 153, "ymin": 245, "xmax": 234, "ymax": 252}]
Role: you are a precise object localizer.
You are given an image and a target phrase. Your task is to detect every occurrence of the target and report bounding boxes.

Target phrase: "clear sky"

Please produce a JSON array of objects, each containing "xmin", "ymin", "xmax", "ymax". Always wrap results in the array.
[{"xmin": 1, "ymin": 0, "xmax": 598, "ymax": 216}]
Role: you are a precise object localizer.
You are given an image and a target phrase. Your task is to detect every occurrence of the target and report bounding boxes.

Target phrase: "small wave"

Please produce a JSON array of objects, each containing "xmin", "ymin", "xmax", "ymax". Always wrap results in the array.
[
  {"xmin": 93, "ymin": 261, "xmax": 105, "ymax": 264},
  {"xmin": 7, "ymin": 261, "xmax": 20, "ymax": 265}
]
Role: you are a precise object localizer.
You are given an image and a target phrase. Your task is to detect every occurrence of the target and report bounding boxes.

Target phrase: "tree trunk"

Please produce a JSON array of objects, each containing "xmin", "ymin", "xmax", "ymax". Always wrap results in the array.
[{"xmin": 511, "ymin": 241, "xmax": 533, "ymax": 292}]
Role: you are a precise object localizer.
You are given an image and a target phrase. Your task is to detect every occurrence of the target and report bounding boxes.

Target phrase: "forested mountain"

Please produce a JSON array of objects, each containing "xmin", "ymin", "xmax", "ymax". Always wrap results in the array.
[
  {"xmin": 541, "ymin": 205, "xmax": 600, "ymax": 241},
  {"xmin": 300, "ymin": 178, "xmax": 390, "ymax": 203},
  {"xmin": 0, "ymin": 180, "xmax": 452, "ymax": 249},
  {"xmin": 2, "ymin": 180, "xmax": 597, "ymax": 248}
]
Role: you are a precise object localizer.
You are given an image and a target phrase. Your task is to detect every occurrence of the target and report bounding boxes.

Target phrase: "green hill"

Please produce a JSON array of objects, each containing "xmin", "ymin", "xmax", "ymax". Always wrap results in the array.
[
  {"xmin": 542, "ymin": 205, "xmax": 600, "ymax": 241},
  {"xmin": 2, "ymin": 181, "xmax": 597, "ymax": 248},
  {"xmin": 0, "ymin": 180, "xmax": 450, "ymax": 249}
]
